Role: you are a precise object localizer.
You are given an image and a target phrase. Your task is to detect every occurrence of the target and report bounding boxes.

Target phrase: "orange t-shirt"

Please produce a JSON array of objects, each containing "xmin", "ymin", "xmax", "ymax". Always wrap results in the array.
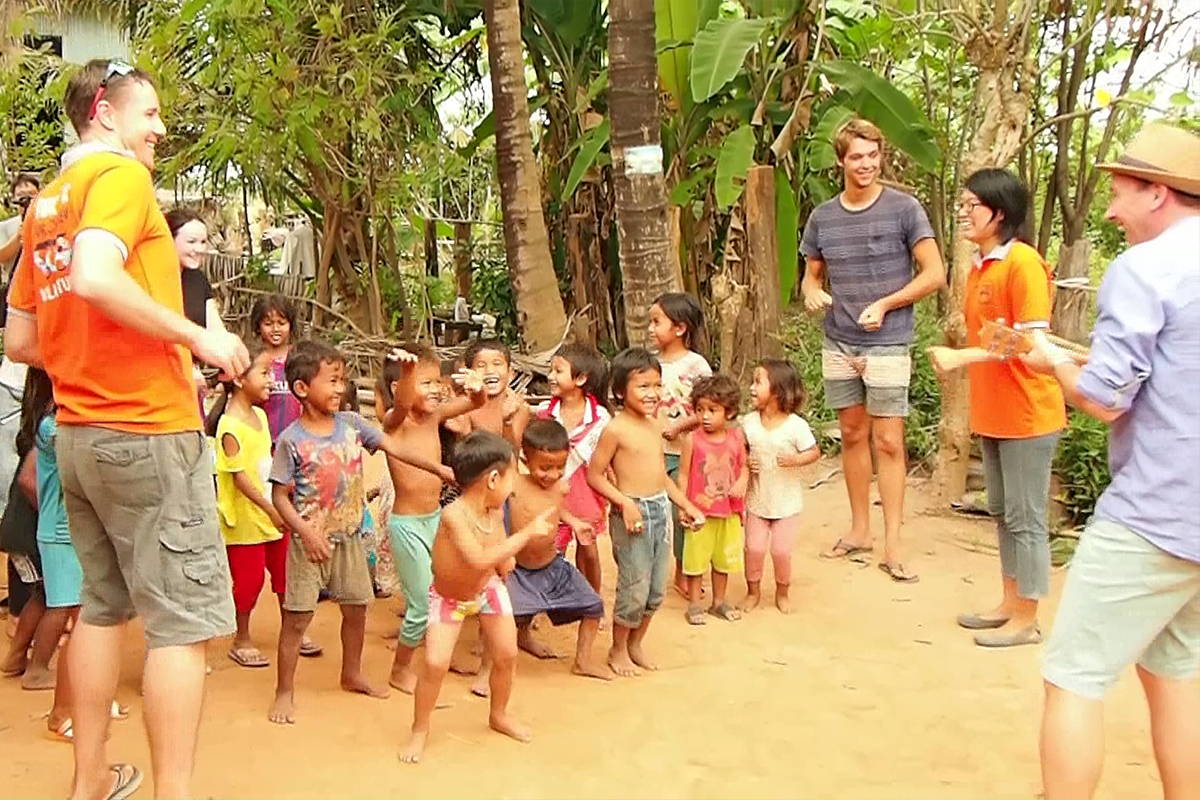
[
  {"xmin": 964, "ymin": 240, "xmax": 1066, "ymax": 439},
  {"xmin": 7, "ymin": 149, "xmax": 197, "ymax": 434}
]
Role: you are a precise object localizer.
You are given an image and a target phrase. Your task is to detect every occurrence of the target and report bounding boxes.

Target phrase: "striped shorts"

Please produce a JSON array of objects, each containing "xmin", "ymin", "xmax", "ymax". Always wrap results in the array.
[{"xmin": 821, "ymin": 336, "xmax": 911, "ymax": 418}]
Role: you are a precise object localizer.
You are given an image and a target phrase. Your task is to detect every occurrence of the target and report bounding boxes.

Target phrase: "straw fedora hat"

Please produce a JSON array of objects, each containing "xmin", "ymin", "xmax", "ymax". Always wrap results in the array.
[{"xmin": 1099, "ymin": 123, "xmax": 1200, "ymax": 197}]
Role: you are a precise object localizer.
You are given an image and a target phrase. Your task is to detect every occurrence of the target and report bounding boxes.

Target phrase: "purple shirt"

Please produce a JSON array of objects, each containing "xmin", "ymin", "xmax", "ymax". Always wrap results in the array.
[
  {"xmin": 1076, "ymin": 216, "xmax": 1200, "ymax": 563},
  {"xmin": 261, "ymin": 355, "xmax": 301, "ymax": 441}
]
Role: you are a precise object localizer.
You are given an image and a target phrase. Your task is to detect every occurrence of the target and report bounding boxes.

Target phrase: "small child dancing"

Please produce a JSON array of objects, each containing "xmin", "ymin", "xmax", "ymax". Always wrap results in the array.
[
  {"xmin": 742, "ymin": 359, "xmax": 819, "ymax": 613},
  {"xmin": 678, "ymin": 374, "xmax": 748, "ymax": 624},
  {"xmin": 588, "ymin": 349, "xmax": 703, "ymax": 677},
  {"xmin": 267, "ymin": 340, "xmax": 448, "ymax": 724},
  {"xmin": 399, "ymin": 431, "xmax": 557, "ymax": 764}
]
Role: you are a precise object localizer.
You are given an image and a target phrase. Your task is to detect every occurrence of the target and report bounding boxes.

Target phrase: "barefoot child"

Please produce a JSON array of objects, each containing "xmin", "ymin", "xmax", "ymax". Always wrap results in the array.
[
  {"xmin": 504, "ymin": 419, "xmax": 610, "ymax": 680},
  {"xmin": 464, "ymin": 339, "xmax": 530, "ymax": 447},
  {"xmin": 536, "ymin": 343, "xmax": 610, "ymax": 596},
  {"xmin": 381, "ymin": 345, "xmax": 485, "ymax": 694},
  {"xmin": 399, "ymin": 431, "xmax": 557, "ymax": 764},
  {"xmin": 215, "ymin": 348, "xmax": 288, "ymax": 668},
  {"xmin": 742, "ymin": 360, "xmax": 819, "ymax": 613},
  {"xmin": 588, "ymin": 348, "xmax": 704, "ymax": 677},
  {"xmin": 648, "ymin": 293, "xmax": 712, "ymax": 596},
  {"xmin": 678, "ymin": 374, "xmax": 748, "ymax": 624},
  {"xmin": 267, "ymin": 340, "xmax": 449, "ymax": 724}
]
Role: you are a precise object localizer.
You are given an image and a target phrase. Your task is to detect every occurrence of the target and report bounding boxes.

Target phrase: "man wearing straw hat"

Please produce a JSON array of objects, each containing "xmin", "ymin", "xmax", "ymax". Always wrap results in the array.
[{"xmin": 1022, "ymin": 123, "xmax": 1199, "ymax": 799}]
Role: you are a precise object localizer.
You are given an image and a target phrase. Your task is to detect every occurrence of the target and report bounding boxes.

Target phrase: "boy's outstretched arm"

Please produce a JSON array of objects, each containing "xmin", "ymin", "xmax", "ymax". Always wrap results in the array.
[
  {"xmin": 382, "ymin": 349, "xmax": 419, "ymax": 433},
  {"xmin": 438, "ymin": 368, "xmax": 489, "ymax": 422}
]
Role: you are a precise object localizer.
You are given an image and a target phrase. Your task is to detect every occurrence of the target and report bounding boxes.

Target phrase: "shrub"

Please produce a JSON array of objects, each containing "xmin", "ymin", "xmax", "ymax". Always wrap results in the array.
[{"xmin": 1054, "ymin": 410, "xmax": 1110, "ymax": 524}]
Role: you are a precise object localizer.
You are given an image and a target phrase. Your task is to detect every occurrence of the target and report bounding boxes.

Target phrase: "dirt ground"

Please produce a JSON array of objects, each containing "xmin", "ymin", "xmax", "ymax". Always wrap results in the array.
[{"xmin": 1, "ymin": 460, "xmax": 1168, "ymax": 799}]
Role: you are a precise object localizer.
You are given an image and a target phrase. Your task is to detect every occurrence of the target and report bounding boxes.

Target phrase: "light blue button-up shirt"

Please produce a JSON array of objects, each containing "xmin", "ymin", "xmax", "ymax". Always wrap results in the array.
[{"xmin": 1077, "ymin": 215, "xmax": 1200, "ymax": 563}]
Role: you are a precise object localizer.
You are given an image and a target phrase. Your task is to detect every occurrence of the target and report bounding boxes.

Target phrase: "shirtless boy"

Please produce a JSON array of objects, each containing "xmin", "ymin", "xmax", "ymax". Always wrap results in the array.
[
  {"xmin": 398, "ymin": 431, "xmax": 556, "ymax": 764},
  {"xmin": 463, "ymin": 339, "xmax": 530, "ymax": 446},
  {"xmin": 380, "ymin": 346, "xmax": 486, "ymax": 693},
  {"xmin": 588, "ymin": 348, "xmax": 704, "ymax": 677},
  {"xmin": 505, "ymin": 419, "xmax": 611, "ymax": 681}
]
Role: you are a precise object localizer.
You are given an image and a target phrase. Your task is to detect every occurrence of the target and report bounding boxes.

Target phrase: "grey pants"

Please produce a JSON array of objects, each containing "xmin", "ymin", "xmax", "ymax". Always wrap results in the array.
[{"xmin": 981, "ymin": 432, "xmax": 1059, "ymax": 600}]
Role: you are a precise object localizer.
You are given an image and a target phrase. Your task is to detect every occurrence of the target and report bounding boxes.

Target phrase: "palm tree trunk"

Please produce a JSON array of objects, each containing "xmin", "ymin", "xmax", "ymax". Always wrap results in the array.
[
  {"xmin": 484, "ymin": 0, "xmax": 569, "ymax": 353},
  {"xmin": 609, "ymin": 0, "xmax": 678, "ymax": 347}
]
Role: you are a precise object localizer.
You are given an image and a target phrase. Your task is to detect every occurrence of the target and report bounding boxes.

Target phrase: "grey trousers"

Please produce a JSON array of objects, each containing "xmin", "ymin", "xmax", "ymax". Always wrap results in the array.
[{"xmin": 980, "ymin": 432, "xmax": 1060, "ymax": 600}]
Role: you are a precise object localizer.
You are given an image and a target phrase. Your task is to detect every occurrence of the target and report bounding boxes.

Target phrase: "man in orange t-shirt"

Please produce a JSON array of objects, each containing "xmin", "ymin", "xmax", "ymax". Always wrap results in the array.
[
  {"xmin": 928, "ymin": 168, "xmax": 1065, "ymax": 650},
  {"xmin": 5, "ymin": 60, "xmax": 249, "ymax": 800}
]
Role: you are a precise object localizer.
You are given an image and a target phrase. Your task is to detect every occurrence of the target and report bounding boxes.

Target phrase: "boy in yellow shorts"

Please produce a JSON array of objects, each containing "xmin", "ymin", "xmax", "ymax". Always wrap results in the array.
[{"xmin": 677, "ymin": 374, "xmax": 747, "ymax": 624}]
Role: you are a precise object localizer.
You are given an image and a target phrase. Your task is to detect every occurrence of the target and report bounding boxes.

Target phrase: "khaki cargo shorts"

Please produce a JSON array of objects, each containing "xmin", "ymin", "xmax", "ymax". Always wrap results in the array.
[
  {"xmin": 56, "ymin": 425, "xmax": 235, "ymax": 649},
  {"xmin": 1042, "ymin": 518, "xmax": 1200, "ymax": 700},
  {"xmin": 283, "ymin": 532, "xmax": 373, "ymax": 612}
]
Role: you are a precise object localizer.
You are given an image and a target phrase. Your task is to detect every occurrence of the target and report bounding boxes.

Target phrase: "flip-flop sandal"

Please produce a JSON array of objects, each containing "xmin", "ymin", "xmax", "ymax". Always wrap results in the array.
[
  {"xmin": 228, "ymin": 647, "xmax": 270, "ymax": 668},
  {"xmin": 298, "ymin": 639, "xmax": 323, "ymax": 658},
  {"xmin": 974, "ymin": 626, "xmax": 1042, "ymax": 648},
  {"xmin": 109, "ymin": 700, "xmax": 130, "ymax": 720},
  {"xmin": 46, "ymin": 717, "xmax": 74, "ymax": 743},
  {"xmin": 685, "ymin": 605, "xmax": 707, "ymax": 625},
  {"xmin": 821, "ymin": 539, "xmax": 873, "ymax": 560},
  {"xmin": 878, "ymin": 562, "xmax": 920, "ymax": 583},
  {"xmin": 707, "ymin": 603, "xmax": 742, "ymax": 621},
  {"xmin": 104, "ymin": 763, "xmax": 143, "ymax": 800}
]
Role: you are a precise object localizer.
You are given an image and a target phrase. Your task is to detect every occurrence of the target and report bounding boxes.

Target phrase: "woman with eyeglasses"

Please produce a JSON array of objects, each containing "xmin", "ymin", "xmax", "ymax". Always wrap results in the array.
[{"xmin": 927, "ymin": 168, "xmax": 1066, "ymax": 649}]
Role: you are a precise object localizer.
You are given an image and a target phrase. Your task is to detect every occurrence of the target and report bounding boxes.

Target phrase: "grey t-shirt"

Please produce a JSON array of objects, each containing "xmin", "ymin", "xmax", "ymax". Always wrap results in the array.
[
  {"xmin": 1, "ymin": 214, "xmax": 21, "ymax": 281},
  {"xmin": 801, "ymin": 187, "xmax": 935, "ymax": 346}
]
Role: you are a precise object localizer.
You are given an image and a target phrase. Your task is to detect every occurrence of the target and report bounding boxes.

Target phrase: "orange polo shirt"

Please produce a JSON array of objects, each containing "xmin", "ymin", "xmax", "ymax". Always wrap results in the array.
[
  {"xmin": 964, "ymin": 240, "xmax": 1066, "ymax": 439},
  {"xmin": 7, "ymin": 148, "xmax": 197, "ymax": 434}
]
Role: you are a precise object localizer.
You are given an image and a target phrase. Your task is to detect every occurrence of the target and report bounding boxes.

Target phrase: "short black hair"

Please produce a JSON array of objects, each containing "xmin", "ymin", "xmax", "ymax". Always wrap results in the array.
[
  {"xmin": 691, "ymin": 373, "xmax": 740, "ymax": 419},
  {"xmin": 652, "ymin": 292, "xmax": 706, "ymax": 352},
  {"xmin": 464, "ymin": 338, "xmax": 511, "ymax": 369},
  {"xmin": 964, "ymin": 168, "xmax": 1030, "ymax": 243},
  {"xmin": 757, "ymin": 359, "xmax": 805, "ymax": 415},
  {"xmin": 250, "ymin": 293, "xmax": 298, "ymax": 342},
  {"xmin": 610, "ymin": 348, "xmax": 661, "ymax": 405},
  {"xmin": 377, "ymin": 344, "xmax": 438, "ymax": 408},
  {"xmin": 285, "ymin": 339, "xmax": 344, "ymax": 398},
  {"xmin": 555, "ymin": 342, "xmax": 609, "ymax": 406},
  {"xmin": 452, "ymin": 431, "xmax": 514, "ymax": 488},
  {"xmin": 522, "ymin": 418, "xmax": 569, "ymax": 454}
]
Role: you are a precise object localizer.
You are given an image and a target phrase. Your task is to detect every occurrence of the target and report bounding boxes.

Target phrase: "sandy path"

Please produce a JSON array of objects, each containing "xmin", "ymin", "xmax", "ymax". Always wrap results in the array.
[{"xmin": 1, "ymin": 462, "xmax": 1166, "ymax": 798}]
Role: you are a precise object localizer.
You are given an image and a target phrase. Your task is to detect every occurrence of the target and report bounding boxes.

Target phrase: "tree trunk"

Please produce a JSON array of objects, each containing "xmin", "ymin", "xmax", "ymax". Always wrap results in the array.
[
  {"xmin": 932, "ymin": 17, "xmax": 1035, "ymax": 504},
  {"xmin": 453, "ymin": 221, "xmax": 472, "ymax": 300},
  {"xmin": 743, "ymin": 166, "xmax": 782, "ymax": 366},
  {"xmin": 609, "ymin": 0, "xmax": 679, "ymax": 348},
  {"xmin": 424, "ymin": 218, "xmax": 439, "ymax": 278},
  {"xmin": 484, "ymin": 0, "xmax": 569, "ymax": 353},
  {"xmin": 1051, "ymin": 240, "xmax": 1091, "ymax": 345}
]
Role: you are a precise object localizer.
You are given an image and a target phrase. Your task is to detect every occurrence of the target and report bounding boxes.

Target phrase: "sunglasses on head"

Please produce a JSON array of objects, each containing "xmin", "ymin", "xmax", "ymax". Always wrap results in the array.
[{"xmin": 87, "ymin": 60, "xmax": 136, "ymax": 121}]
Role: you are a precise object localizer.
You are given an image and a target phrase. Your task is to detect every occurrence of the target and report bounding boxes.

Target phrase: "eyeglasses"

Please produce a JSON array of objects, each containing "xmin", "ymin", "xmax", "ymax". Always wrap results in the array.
[
  {"xmin": 87, "ymin": 60, "xmax": 136, "ymax": 120},
  {"xmin": 958, "ymin": 198, "xmax": 984, "ymax": 213}
]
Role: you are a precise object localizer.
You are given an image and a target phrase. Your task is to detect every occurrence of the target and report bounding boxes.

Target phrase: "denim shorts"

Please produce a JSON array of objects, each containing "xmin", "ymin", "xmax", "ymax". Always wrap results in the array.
[
  {"xmin": 609, "ymin": 491, "xmax": 672, "ymax": 628},
  {"xmin": 55, "ymin": 425, "xmax": 235, "ymax": 649}
]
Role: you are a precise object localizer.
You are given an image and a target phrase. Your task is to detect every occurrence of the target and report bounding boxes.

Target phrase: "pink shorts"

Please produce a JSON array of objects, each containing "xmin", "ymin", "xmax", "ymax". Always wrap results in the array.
[{"xmin": 429, "ymin": 575, "xmax": 512, "ymax": 625}]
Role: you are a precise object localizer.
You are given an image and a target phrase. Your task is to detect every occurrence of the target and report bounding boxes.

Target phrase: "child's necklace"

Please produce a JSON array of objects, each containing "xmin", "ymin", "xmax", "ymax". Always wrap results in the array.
[{"xmin": 461, "ymin": 503, "xmax": 498, "ymax": 536}]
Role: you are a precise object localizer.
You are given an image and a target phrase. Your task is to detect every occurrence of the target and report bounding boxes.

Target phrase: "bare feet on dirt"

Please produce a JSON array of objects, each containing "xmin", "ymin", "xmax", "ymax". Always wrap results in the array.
[
  {"xmin": 606, "ymin": 646, "xmax": 641, "ymax": 678},
  {"xmin": 627, "ymin": 642, "xmax": 658, "ymax": 672},
  {"xmin": 398, "ymin": 730, "xmax": 428, "ymax": 764},
  {"xmin": 388, "ymin": 666, "xmax": 416, "ymax": 694},
  {"xmin": 517, "ymin": 628, "xmax": 558, "ymax": 660},
  {"xmin": 268, "ymin": 691, "xmax": 296, "ymax": 724},
  {"xmin": 571, "ymin": 659, "xmax": 613, "ymax": 681},
  {"xmin": 20, "ymin": 664, "xmax": 55, "ymax": 690},
  {"xmin": 489, "ymin": 712, "xmax": 532, "ymax": 743},
  {"xmin": 341, "ymin": 674, "xmax": 389, "ymax": 699}
]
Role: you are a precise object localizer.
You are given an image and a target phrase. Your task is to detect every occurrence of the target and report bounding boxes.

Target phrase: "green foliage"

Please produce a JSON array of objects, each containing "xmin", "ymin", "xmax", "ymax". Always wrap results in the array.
[
  {"xmin": 471, "ymin": 251, "xmax": 519, "ymax": 345},
  {"xmin": 774, "ymin": 168, "xmax": 798, "ymax": 304},
  {"xmin": 817, "ymin": 60, "xmax": 941, "ymax": 173},
  {"xmin": 0, "ymin": 49, "xmax": 66, "ymax": 176},
  {"xmin": 655, "ymin": 0, "xmax": 720, "ymax": 113},
  {"xmin": 563, "ymin": 120, "xmax": 610, "ymax": 199},
  {"xmin": 1054, "ymin": 412, "xmax": 1110, "ymax": 524},
  {"xmin": 714, "ymin": 124, "xmax": 755, "ymax": 209},
  {"xmin": 689, "ymin": 18, "xmax": 769, "ymax": 103}
]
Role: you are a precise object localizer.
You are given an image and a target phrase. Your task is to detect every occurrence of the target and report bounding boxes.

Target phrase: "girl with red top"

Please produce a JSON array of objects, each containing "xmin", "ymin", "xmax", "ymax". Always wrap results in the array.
[
  {"xmin": 536, "ymin": 343, "xmax": 611, "ymax": 596},
  {"xmin": 677, "ymin": 374, "xmax": 748, "ymax": 625}
]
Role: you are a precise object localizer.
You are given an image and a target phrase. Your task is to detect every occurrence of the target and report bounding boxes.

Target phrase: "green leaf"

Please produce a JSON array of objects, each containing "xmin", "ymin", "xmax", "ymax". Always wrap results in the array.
[
  {"xmin": 746, "ymin": 0, "xmax": 801, "ymax": 17},
  {"xmin": 563, "ymin": 119, "xmax": 610, "ymax": 199},
  {"xmin": 670, "ymin": 166, "xmax": 714, "ymax": 205},
  {"xmin": 714, "ymin": 124, "xmax": 756, "ymax": 210},
  {"xmin": 808, "ymin": 103, "xmax": 855, "ymax": 170},
  {"xmin": 528, "ymin": 0, "xmax": 600, "ymax": 48},
  {"xmin": 1169, "ymin": 90, "xmax": 1193, "ymax": 107},
  {"xmin": 657, "ymin": 0, "xmax": 701, "ymax": 112},
  {"xmin": 818, "ymin": 60, "xmax": 941, "ymax": 173},
  {"xmin": 690, "ymin": 18, "xmax": 770, "ymax": 104},
  {"xmin": 775, "ymin": 168, "xmax": 799, "ymax": 305}
]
